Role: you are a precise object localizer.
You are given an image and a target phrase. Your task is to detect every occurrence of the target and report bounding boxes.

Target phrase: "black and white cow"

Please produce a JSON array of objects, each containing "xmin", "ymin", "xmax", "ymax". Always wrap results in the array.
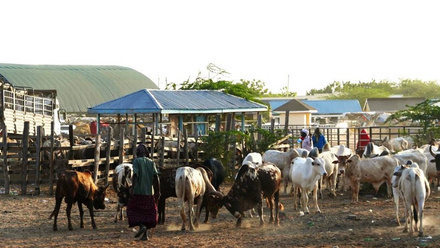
[
  {"xmin": 112, "ymin": 163, "xmax": 133, "ymax": 223},
  {"xmin": 219, "ymin": 162, "xmax": 282, "ymax": 227}
]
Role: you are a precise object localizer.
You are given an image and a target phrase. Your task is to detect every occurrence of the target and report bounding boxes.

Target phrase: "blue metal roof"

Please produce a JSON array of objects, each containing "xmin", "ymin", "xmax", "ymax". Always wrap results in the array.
[
  {"xmin": 88, "ymin": 89, "xmax": 268, "ymax": 114},
  {"xmin": 302, "ymin": 100, "xmax": 362, "ymax": 114}
]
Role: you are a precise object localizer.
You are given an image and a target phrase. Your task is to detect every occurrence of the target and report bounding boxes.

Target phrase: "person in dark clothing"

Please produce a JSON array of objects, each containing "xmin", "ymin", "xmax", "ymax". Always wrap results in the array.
[
  {"xmin": 312, "ymin": 128, "xmax": 327, "ymax": 153},
  {"xmin": 127, "ymin": 144, "xmax": 160, "ymax": 241}
]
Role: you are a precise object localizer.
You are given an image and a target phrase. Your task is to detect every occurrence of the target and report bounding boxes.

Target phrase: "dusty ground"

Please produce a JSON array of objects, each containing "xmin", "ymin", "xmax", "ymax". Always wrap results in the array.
[{"xmin": 1, "ymin": 181, "xmax": 440, "ymax": 248}]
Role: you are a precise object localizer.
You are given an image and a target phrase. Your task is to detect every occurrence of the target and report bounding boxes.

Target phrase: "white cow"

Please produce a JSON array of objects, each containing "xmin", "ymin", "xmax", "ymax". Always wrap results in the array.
[
  {"xmin": 393, "ymin": 149, "xmax": 428, "ymax": 176},
  {"xmin": 381, "ymin": 136, "xmax": 409, "ymax": 153},
  {"xmin": 175, "ymin": 166, "xmax": 221, "ymax": 231},
  {"xmin": 289, "ymin": 157, "xmax": 327, "ymax": 214},
  {"xmin": 344, "ymin": 154, "xmax": 399, "ymax": 203},
  {"xmin": 242, "ymin": 152, "xmax": 263, "ymax": 167},
  {"xmin": 263, "ymin": 149, "xmax": 300, "ymax": 194},
  {"xmin": 317, "ymin": 151, "xmax": 340, "ymax": 197},
  {"xmin": 391, "ymin": 161, "xmax": 419, "ymax": 226},
  {"xmin": 398, "ymin": 164, "xmax": 430, "ymax": 236}
]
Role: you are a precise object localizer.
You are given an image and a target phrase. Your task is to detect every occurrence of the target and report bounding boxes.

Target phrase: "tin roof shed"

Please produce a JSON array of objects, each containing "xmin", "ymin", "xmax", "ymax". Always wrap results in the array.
[{"xmin": 88, "ymin": 89, "xmax": 268, "ymax": 115}]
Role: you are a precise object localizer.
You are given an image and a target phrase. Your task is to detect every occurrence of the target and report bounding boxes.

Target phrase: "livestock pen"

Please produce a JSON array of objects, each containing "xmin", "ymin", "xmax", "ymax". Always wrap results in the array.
[{"xmin": 0, "ymin": 121, "xmax": 430, "ymax": 196}]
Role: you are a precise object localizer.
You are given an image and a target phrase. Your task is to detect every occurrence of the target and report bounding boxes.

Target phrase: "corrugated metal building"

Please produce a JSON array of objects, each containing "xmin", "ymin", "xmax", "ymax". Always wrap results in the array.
[
  {"xmin": 88, "ymin": 89, "xmax": 268, "ymax": 137},
  {"xmin": 0, "ymin": 63, "xmax": 158, "ymax": 114}
]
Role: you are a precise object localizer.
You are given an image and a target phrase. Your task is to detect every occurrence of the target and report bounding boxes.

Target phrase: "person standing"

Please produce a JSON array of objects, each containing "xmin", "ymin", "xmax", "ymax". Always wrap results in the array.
[
  {"xmin": 356, "ymin": 129, "xmax": 370, "ymax": 156},
  {"xmin": 127, "ymin": 144, "xmax": 160, "ymax": 241},
  {"xmin": 300, "ymin": 128, "xmax": 313, "ymax": 151},
  {"xmin": 312, "ymin": 128, "xmax": 327, "ymax": 153}
]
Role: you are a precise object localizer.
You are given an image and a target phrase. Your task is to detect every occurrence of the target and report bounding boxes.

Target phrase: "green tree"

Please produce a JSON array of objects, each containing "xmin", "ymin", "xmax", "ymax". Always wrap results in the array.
[
  {"xmin": 388, "ymin": 99, "xmax": 440, "ymax": 131},
  {"xmin": 395, "ymin": 79, "xmax": 440, "ymax": 99}
]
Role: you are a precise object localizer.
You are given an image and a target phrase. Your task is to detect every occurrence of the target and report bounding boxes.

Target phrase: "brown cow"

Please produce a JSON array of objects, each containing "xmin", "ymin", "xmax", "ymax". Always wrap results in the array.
[{"xmin": 49, "ymin": 170, "xmax": 108, "ymax": 231}]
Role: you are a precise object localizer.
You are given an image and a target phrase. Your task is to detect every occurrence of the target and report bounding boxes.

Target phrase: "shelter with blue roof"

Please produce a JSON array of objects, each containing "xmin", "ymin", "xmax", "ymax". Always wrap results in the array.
[{"xmin": 88, "ymin": 89, "xmax": 268, "ymax": 137}]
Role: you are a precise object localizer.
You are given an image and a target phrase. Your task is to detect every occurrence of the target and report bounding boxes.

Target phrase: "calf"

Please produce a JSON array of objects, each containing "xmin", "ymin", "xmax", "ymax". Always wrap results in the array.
[
  {"xmin": 398, "ymin": 164, "xmax": 430, "ymax": 236},
  {"xmin": 175, "ymin": 166, "xmax": 223, "ymax": 231},
  {"xmin": 262, "ymin": 149, "xmax": 300, "ymax": 194},
  {"xmin": 221, "ymin": 162, "xmax": 282, "ymax": 227},
  {"xmin": 290, "ymin": 156, "xmax": 327, "ymax": 214},
  {"xmin": 112, "ymin": 163, "xmax": 133, "ymax": 223},
  {"xmin": 344, "ymin": 154, "xmax": 398, "ymax": 203},
  {"xmin": 49, "ymin": 170, "xmax": 108, "ymax": 231}
]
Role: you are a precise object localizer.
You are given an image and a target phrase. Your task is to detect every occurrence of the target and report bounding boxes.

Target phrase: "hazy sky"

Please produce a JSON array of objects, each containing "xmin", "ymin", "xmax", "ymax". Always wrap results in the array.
[{"xmin": 2, "ymin": 1, "xmax": 440, "ymax": 95}]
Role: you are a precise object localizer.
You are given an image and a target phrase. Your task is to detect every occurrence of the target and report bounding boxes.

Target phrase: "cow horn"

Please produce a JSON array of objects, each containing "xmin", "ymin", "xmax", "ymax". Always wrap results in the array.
[{"xmin": 430, "ymin": 145, "xmax": 436, "ymax": 158}]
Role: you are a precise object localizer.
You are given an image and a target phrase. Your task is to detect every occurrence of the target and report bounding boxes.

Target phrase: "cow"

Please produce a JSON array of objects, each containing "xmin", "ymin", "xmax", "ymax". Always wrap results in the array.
[
  {"xmin": 242, "ymin": 152, "xmax": 263, "ymax": 168},
  {"xmin": 392, "ymin": 161, "xmax": 417, "ymax": 226},
  {"xmin": 397, "ymin": 163, "xmax": 430, "ymax": 236},
  {"xmin": 262, "ymin": 149, "xmax": 300, "ymax": 194},
  {"xmin": 330, "ymin": 145, "xmax": 353, "ymax": 190},
  {"xmin": 157, "ymin": 167, "xmax": 178, "ymax": 225},
  {"xmin": 428, "ymin": 145, "xmax": 440, "ymax": 176},
  {"xmin": 392, "ymin": 149, "xmax": 428, "ymax": 176},
  {"xmin": 175, "ymin": 166, "xmax": 223, "ymax": 231},
  {"xmin": 203, "ymin": 158, "xmax": 226, "ymax": 191},
  {"xmin": 112, "ymin": 163, "xmax": 133, "ymax": 223},
  {"xmin": 309, "ymin": 149, "xmax": 339, "ymax": 198},
  {"xmin": 363, "ymin": 142, "xmax": 390, "ymax": 158},
  {"xmin": 289, "ymin": 156, "xmax": 327, "ymax": 214},
  {"xmin": 381, "ymin": 136, "xmax": 409, "ymax": 153},
  {"xmin": 49, "ymin": 170, "xmax": 108, "ymax": 231},
  {"xmin": 157, "ymin": 162, "xmax": 221, "ymax": 225},
  {"xmin": 344, "ymin": 154, "xmax": 399, "ymax": 203},
  {"xmin": 220, "ymin": 162, "xmax": 282, "ymax": 227}
]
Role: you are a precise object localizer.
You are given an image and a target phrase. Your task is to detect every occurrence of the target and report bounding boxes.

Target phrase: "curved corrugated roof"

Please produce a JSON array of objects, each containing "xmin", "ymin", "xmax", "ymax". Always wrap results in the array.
[
  {"xmin": 88, "ymin": 89, "xmax": 268, "ymax": 114},
  {"xmin": 0, "ymin": 63, "xmax": 158, "ymax": 113}
]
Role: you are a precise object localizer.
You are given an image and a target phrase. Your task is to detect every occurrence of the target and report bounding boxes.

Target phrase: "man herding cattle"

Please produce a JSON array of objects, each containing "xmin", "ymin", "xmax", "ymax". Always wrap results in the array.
[{"xmin": 126, "ymin": 144, "xmax": 160, "ymax": 241}]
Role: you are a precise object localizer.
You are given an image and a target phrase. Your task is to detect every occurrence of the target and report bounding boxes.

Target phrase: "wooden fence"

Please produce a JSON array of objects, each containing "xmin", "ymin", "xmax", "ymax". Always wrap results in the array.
[
  {"xmin": 0, "ymin": 121, "xmax": 429, "ymax": 196},
  {"xmin": 0, "ymin": 122, "xmax": 202, "ymax": 196}
]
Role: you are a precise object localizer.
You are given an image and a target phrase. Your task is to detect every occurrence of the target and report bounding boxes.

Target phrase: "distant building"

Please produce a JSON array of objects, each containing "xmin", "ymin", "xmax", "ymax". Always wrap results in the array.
[
  {"xmin": 262, "ymin": 97, "xmax": 362, "ymax": 127},
  {"xmin": 363, "ymin": 97, "xmax": 425, "ymax": 112}
]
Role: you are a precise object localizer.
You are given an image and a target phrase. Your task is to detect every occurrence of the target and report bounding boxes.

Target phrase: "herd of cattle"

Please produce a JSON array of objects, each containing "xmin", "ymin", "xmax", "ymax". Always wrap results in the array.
[{"xmin": 48, "ymin": 137, "xmax": 440, "ymax": 237}]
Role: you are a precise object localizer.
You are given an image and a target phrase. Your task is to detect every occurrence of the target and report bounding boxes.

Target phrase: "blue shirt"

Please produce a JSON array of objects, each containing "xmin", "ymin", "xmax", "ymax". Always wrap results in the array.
[{"xmin": 312, "ymin": 134, "xmax": 327, "ymax": 149}]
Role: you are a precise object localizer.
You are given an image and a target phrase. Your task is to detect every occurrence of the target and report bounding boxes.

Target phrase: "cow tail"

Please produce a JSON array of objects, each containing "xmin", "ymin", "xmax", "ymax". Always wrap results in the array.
[
  {"xmin": 177, "ymin": 174, "xmax": 187, "ymax": 208},
  {"xmin": 49, "ymin": 209, "xmax": 55, "ymax": 219},
  {"xmin": 410, "ymin": 171, "xmax": 416, "ymax": 203}
]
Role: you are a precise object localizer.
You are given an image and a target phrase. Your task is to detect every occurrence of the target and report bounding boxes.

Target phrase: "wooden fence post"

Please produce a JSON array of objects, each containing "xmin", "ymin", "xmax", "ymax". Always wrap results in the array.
[
  {"xmin": 104, "ymin": 127, "xmax": 112, "ymax": 185},
  {"xmin": 21, "ymin": 121, "xmax": 29, "ymax": 195},
  {"xmin": 34, "ymin": 126, "xmax": 43, "ymax": 195},
  {"xmin": 119, "ymin": 128, "xmax": 125, "ymax": 165},
  {"xmin": 184, "ymin": 129, "xmax": 189, "ymax": 165},
  {"xmin": 160, "ymin": 136, "xmax": 165, "ymax": 168},
  {"xmin": 68, "ymin": 125, "xmax": 74, "ymax": 159},
  {"xmin": 48, "ymin": 121, "xmax": 55, "ymax": 196},
  {"xmin": 93, "ymin": 134, "xmax": 101, "ymax": 183},
  {"xmin": 176, "ymin": 130, "xmax": 181, "ymax": 167},
  {"xmin": 2, "ymin": 126, "xmax": 10, "ymax": 195},
  {"xmin": 195, "ymin": 127, "xmax": 199, "ymax": 163}
]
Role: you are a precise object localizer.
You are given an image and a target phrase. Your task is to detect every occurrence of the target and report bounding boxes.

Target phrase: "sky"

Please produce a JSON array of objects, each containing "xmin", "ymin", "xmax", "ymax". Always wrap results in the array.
[{"xmin": 2, "ymin": 1, "xmax": 440, "ymax": 96}]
